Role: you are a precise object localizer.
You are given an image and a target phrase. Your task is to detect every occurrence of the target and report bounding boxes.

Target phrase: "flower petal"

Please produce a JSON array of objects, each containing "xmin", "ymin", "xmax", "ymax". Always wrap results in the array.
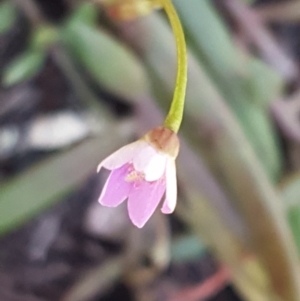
[
  {"xmin": 97, "ymin": 140, "xmax": 147, "ymax": 172},
  {"xmin": 99, "ymin": 163, "xmax": 131, "ymax": 207},
  {"xmin": 161, "ymin": 160, "xmax": 177, "ymax": 214},
  {"xmin": 127, "ymin": 179, "xmax": 166, "ymax": 228},
  {"xmin": 133, "ymin": 144, "xmax": 158, "ymax": 172},
  {"xmin": 144, "ymin": 154, "xmax": 167, "ymax": 181}
]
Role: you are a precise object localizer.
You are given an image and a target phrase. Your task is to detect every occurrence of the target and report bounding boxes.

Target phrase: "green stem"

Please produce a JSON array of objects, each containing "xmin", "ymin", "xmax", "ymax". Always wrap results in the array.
[{"xmin": 161, "ymin": 0, "xmax": 187, "ymax": 133}]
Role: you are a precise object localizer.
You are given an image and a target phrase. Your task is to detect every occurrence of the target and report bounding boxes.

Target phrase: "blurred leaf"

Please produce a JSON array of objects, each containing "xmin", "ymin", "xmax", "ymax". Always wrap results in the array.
[
  {"xmin": 0, "ymin": 129, "xmax": 128, "ymax": 236},
  {"xmin": 288, "ymin": 208, "xmax": 300, "ymax": 256},
  {"xmin": 61, "ymin": 20, "xmax": 149, "ymax": 100},
  {"xmin": 280, "ymin": 174, "xmax": 300, "ymax": 255},
  {"xmin": 70, "ymin": 2, "xmax": 99, "ymax": 26},
  {"xmin": 281, "ymin": 175, "xmax": 300, "ymax": 208},
  {"xmin": 0, "ymin": 2, "xmax": 17, "ymax": 34},
  {"xmin": 171, "ymin": 235, "xmax": 206, "ymax": 263},
  {"xmin": 2, "ymin": 51, "xmax": 45, "ymax": 86},
  {"xmin": 174, "ymin": 0, "xmax": 283, "ymax": 105},
  {"xmin": 174, "ymin": 0, "xmax": 283, "ymax": 181},
  {"xmin": 30, "ymin": 25, "xmax": 59, "ymax": 50},
  {"xmin": 245, "ymin": 58, "xmax": 283, "ymax": 107}
]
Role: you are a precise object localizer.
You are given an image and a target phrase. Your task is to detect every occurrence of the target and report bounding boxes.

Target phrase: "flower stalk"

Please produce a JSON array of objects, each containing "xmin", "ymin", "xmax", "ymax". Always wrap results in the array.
[{"xmin": 161, "ymin": 0, "xmax": 187, "ymax": 133}]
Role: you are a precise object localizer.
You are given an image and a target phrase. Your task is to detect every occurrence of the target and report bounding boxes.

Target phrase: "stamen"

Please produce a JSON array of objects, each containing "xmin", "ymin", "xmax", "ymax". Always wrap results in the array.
[{"xmin": 125, "ymin": 165, "xmax": 145, "ymax": 182}]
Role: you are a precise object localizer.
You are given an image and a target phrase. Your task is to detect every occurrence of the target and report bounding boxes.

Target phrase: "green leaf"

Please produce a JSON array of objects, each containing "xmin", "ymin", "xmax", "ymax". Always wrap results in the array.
[
  {"xmin": 0, "ymin": 132, "xmax": 127, "ymax": 237},
  {"xmin": 244, "ymin": 57, "xmax": 283, "ymax": 107},
  {"xmin": 280, "ymin": 175, "xmax": 300, "ymax": 255},
  {"xmin": 61, "ymin": 20, "xmax": 149, "ymax": 100},
  {"xmin": 70, "ymin": 2, "xmax": 99, "ymax": 26},
  {"xmin": 0, "ymin": 1, "xmax": 17, "ymax": 34},
  {"xmin": 3, "ymin": 51, "xmax": 46, "ymax": 86},
  {"xmin": 30, "ymin": 25, "xmax": 59, "ymax": 50},
  {"xmin": 288, "ymin": 208, "xmax": 300, "ymax": 256}
]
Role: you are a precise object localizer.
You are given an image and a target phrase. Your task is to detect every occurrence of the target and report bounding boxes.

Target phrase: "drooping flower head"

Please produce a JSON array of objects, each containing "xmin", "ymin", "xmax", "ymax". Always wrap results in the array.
[
  {"xmin": 97, "ymin": 126, "xmax": 179, "ymax": 228},
  {"xmin": 97, "ymin": 0, "xmax": 187, "ymax": 228}
]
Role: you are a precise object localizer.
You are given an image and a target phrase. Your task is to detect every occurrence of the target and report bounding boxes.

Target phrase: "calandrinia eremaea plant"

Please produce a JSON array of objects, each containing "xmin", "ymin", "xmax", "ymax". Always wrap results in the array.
[{"xmin": 97, "ymin": 0, "xmax": 187, "ymax": 228}]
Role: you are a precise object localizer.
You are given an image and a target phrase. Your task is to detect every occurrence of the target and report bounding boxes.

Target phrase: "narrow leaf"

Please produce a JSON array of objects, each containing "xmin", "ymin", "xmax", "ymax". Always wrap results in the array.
[
  {"xmin": 0, "ymin": 2, "xmax": 17, "ymax": 34},
  {"xmin": 61, "ymin": 20, "xmax": 149, "ymax": 100},
  {"xmin": 3, "ymin": 51, "xmax": 45, "ymax": 86}
]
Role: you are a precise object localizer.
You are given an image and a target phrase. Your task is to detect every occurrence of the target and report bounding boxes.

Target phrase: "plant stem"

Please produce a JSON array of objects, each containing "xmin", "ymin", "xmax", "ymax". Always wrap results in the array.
[{"xmin": 161, "ymin": 0, "xmax": 187, "ymax": 133}]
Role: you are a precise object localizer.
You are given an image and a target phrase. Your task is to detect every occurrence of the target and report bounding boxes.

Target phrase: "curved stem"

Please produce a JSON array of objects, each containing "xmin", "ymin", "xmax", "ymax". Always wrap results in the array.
[{"xmin": 161, "ymin": 0, "xmax": 187, "ymax": 133}]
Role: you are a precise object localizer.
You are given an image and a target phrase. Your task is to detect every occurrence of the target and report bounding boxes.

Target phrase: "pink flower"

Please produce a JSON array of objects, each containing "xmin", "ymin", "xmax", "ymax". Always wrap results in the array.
[{"xmin": 97, "ymin": 126, "xmax": 179, "ymax": 228}]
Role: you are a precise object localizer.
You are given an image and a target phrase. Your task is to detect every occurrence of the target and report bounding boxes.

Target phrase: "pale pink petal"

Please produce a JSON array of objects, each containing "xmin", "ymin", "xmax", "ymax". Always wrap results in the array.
[
  {"xmin": 161, "ymin": 160, "xmax": 177, "ymax": 214},
  {"xmin": 97, "ymin": 140, "xmax": 147, "ymax": 172},
  {"xmin": 144, "ymin": 154, "xmax": 167, "ymax": 181},
  {"xmin": 99, "ymin": 163, "xmax": 131, "ymax": 207},
  {"xmin": 133, "ymin": 144, "xmax": 158, "ymax": 172},
  {"xmin": 127, "ymin": 179, "xmax": 166, "ymax": 228}
]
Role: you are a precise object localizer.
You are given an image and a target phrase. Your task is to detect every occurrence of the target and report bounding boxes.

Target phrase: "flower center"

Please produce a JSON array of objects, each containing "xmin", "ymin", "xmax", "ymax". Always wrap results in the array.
[{"xmin": 125, "ymin": 165, "xmax": 145, "ymax": 182}]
